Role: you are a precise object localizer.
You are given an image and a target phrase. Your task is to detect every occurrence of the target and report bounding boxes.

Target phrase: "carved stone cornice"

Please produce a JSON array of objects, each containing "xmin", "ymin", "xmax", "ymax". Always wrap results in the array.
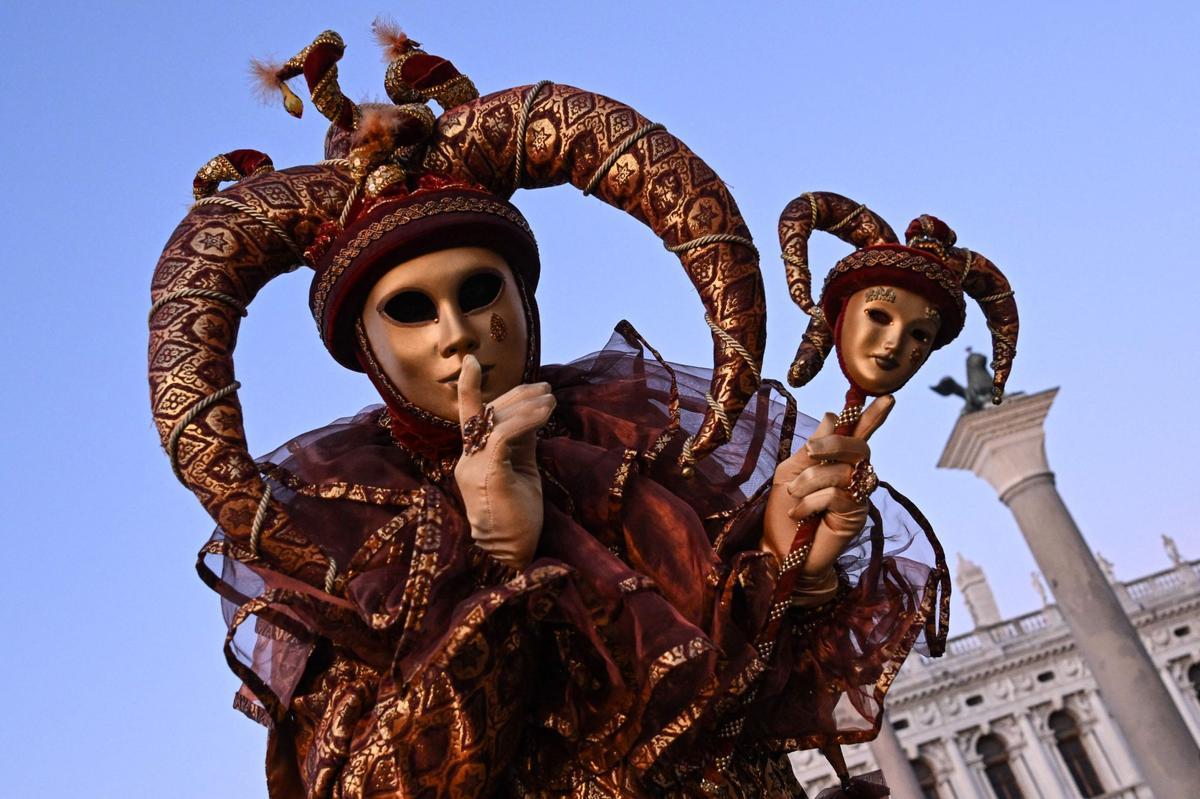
[{"xmin": 938, "ymin": 388, "xmax": 1058, "ymax": 500}]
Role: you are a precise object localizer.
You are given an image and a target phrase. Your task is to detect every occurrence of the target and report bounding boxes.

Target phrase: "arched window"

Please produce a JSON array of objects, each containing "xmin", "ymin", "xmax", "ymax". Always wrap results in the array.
[
  {"xmin": 976, "ymin": 734, "xmax": 1025, "ymax": 799},
  {"xmin": 1049, "ymin": 710, "xmax": 1104, "ymax": 797},
  {"xmin": 910, "ymin": 758, "xmax": 940, "ymax": 799},
  {"xmin": 1188, "ymin": 662, "xmax": 1200, "ymax": 703}
]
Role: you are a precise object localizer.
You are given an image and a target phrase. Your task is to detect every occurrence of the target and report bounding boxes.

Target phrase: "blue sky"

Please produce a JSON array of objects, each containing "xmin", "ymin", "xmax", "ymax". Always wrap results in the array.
[{"xmin": 2, "ymin": 2, "xmax": 1197, "ymax": 794}]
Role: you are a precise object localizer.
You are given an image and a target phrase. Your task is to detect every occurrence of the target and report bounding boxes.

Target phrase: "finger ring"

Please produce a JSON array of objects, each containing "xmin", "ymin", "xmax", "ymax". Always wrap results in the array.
[
  {"xmin": 848, "ymin": 459, "xmax": 878, "ymax": 504},
  {"xmin": 461, "ymin": 405, "xmax": 496, "ymax": 455}
]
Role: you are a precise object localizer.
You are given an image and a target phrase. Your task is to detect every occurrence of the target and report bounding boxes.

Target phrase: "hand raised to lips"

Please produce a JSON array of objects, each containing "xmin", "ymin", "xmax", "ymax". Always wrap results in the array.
[
  {"xmin": 439, "ymin": 363, "xmax": 493, "ymax": 384},
  {"xmin": 453, "ymin": 354, "xmax": 557, "ymax": 568}
]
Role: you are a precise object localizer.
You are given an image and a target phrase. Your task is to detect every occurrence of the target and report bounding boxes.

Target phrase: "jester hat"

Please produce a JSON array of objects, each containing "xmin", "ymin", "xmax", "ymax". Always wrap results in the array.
[
  {"xmin": 148, "ymin": 25, "xmax": 765, "ymax": 585},
  {"xmin": 778, "ymin": 191, "xmax": 1018, "ymax": 402}
]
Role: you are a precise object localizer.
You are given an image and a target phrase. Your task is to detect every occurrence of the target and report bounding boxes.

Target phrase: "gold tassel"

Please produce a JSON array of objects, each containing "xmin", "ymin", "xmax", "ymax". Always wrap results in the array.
[{"xmin": 280, "ymin": 82, "xmax": 303, "ymax": 118}]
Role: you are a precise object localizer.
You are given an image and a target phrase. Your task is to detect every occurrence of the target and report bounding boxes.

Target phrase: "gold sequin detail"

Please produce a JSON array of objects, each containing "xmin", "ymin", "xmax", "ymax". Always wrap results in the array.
[{"xmin": 489, "ymin": 312, "xmax": 507, "ymax": 341}]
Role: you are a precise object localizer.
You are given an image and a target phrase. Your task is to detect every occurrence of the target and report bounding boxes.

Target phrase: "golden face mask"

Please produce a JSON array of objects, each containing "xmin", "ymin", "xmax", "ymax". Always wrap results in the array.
[
  {"xmin": 361, "ymin": 246, "xmax": 529, "ymax": 421},
  {"xmin": 838, "ymin": 285, "xmax": 941, "ymax": 395}
]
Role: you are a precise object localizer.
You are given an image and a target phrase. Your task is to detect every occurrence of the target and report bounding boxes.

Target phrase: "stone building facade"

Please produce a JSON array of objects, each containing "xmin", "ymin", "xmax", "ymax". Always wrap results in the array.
[{"xmin": 789, "ymin": 543, "xmax": 1200, "ymax": 798}]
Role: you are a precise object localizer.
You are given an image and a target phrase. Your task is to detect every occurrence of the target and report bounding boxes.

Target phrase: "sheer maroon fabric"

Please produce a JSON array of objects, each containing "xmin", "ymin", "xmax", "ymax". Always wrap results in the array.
[{"xmin": 197, "ymin": 323, "xmax": 948, "ymax": 797}]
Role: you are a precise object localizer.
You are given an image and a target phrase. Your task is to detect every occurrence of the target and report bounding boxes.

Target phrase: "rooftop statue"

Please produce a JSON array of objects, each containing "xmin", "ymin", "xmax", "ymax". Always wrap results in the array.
[{"xmin": 930, "ymin": 348, "xmax": 996, "ymax": 413}]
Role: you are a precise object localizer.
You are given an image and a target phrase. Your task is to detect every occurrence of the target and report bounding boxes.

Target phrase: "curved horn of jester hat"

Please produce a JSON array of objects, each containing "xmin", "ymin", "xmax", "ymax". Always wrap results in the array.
[
  {"xmin": 148, "ymin": 27, "xmax": 766, "ymax": 594},
  {"xmin": 778, "ymin": 191, "xmax": 1018, "ymax": 404}
]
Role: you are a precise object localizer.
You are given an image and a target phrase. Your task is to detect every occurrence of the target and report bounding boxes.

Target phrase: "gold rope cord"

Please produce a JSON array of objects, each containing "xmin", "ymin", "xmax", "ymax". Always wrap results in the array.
[
  {"xmin": 582, "ymin": 122, "xmax": 665, "ymax": 196},
  {"xmin": 249, "ymin": 483, "xmax": 272, "ymax": 557},
  {"xmin": 665, "ymin": 232, "xmax": 760, "ymax": 262},
  {"xmin": 245, "ymin": 471, "xmax": 336, "ymax": 587},
  {"xmin": 806, "ymin": 193, "xmax": 818, "ymax": 231},
  {"xmin": 193, "ymin": 196, "xmax": 305, "ymax": 262},
  {"xmin": 512, "ymin": 80, "xmax": 553, "ymax": 191},
  {"xmin": 704, "ymin": 313, "xmax": 761, "ymax": 382},
  {"xmin": 827, "ymin": 203, "xmax": 866, "ymax": 233},
  {"xmin": 978, "ymin": 289, "xmax": 1015, "ymax": 303},
  {"xmin": 703, "ymin": 393, "xmax": 734, "ymax": 439},
  {"xmin": 324, "ymin": 559, "xmax": 338, "ymax": 593},
  {"xmin": 167, "ymin": 381, "xmax": 241, "ymax": 483},
  {"xmin": 338, "ymin": 182, "xmax": 361, "ymax": 228},
  {"xmin": 148, "ymin": 288, "xmax": 248, "ymax": 323}
]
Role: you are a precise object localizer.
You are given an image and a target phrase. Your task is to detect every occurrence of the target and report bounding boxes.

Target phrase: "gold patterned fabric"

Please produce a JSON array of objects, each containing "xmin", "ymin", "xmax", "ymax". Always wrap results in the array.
[
  {"xmin": 150, "ymin": 165, "xmax": 356, "ymax": 588},
  {"xmin": 193, "ymin": 328, "xmax": 947, "ymax": 798}
]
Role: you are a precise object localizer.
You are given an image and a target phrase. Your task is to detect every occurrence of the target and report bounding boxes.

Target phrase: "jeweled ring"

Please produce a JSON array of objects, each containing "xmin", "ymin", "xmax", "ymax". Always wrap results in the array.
[
  {"xmin": 848, "ymin": 459, "xmax": 878, "ymax": 504},
  {"xmin": 461, "ymin": 405, "xmax": 496, "ymax": 456}
]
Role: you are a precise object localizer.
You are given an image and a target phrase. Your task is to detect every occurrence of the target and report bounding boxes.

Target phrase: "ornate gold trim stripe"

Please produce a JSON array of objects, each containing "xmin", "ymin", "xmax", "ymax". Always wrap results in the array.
[{"xmin": 829, "ymin": 248, "xmax": 964, "ymax": 307}]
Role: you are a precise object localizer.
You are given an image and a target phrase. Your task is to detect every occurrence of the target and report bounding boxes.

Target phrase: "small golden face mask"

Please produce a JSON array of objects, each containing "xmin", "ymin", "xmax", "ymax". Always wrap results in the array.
[{"xmin": 837, "ymin": 285, "xmax": 941, "ymax": 395}]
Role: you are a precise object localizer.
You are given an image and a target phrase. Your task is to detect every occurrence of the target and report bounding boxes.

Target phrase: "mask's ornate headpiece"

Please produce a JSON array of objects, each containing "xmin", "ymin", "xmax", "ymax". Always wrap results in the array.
[
  {"xmin": 247, "ymin": 23, "xmax": 472, "ymax": 192},
  {"xmin": 149, "ymin": 23, "xmax": 766, "ymax": 604},
  {"xmin": 778, "ymin": 191, "xmax": 1018, "ymax": 402}
]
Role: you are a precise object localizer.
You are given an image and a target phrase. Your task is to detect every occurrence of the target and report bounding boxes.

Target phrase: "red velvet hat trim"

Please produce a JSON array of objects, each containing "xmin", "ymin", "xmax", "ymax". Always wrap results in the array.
[
  {"xmin": 820, "ymin": 244, "xmax": 965, "ymax": 349},
  {"xmin": 310, "ymin": 179, "xmax": 539, "ymax": 371}
]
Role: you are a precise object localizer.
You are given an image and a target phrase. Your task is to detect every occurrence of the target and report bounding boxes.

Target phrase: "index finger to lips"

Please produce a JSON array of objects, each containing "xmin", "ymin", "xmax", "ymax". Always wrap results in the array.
[{"xmin": 457, "ymin": 354, "xmax": 484, "ymax": 426}]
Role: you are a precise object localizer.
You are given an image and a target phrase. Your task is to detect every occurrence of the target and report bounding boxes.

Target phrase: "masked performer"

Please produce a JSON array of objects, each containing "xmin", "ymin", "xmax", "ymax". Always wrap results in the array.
[{"xmin": 149, "ymin": 28, "xmax": 950, "ymax": 798}]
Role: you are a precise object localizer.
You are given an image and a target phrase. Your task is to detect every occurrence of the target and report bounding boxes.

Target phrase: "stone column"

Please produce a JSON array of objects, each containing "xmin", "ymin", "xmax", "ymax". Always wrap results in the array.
[
  {"xmin": 1075, "ymin": 688, "xmax": 1141, "ymax": 792},
  {"xmin": 1161, "ymin": 662, "xmax": 1200, "ymax": 741},
  {"xmin": 921, "ymin": 741, "xmax": 964, "ymax": 799},
  {"xmin": 953, "ymin": 731, "xmax": 991, "ymax": 799},
  {"xmin": 1016, "ymin": 711, "xmax": 1068, "ymax": 797},
  {"xmin": 867, "ymin": 717, "xmax": 925, "ymax": 798},
  {"xmin": 939, "ymin": 388, "xmax": 1200, "ymax": 799}
]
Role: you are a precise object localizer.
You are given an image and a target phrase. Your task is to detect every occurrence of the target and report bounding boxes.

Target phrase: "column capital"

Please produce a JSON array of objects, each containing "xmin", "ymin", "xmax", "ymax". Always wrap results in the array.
[{"xmin": 938, "ymin": 388, "xmax": 1059, "ymax": 498}]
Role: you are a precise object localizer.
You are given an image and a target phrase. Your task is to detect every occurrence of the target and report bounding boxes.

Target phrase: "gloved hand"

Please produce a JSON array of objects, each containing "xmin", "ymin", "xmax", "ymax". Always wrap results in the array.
[
  {"xmin": 762, "ymin": 395, "xmax": 894, "ymax": 581},
  {"xmin": 453, "ymin": 354, "xmax": 556, "ymax": 568}
]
